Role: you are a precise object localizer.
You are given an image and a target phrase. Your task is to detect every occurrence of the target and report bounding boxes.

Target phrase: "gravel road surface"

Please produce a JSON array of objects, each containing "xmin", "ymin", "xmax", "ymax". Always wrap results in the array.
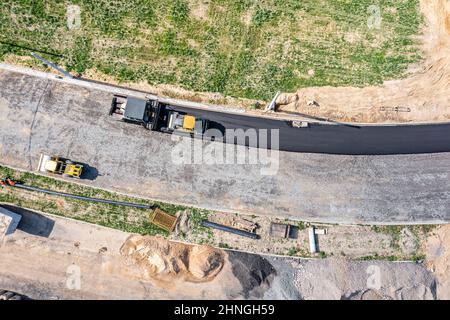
[{"xmin": 1, "ymin": 69, "xmax": 449, "ymax": 224}]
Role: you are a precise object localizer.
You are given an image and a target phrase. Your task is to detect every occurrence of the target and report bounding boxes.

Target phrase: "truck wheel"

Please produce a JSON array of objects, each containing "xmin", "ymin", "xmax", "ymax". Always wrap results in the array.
[{"xmin": 109, "ymin": 98, "xmax": 117, "ymax": 115}]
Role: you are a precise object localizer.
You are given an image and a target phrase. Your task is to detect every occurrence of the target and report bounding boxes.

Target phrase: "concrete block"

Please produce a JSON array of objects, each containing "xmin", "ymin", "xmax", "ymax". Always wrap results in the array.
[{"xmin": 0, "ymin": 207, "xmax": 22, "ymax": 239}]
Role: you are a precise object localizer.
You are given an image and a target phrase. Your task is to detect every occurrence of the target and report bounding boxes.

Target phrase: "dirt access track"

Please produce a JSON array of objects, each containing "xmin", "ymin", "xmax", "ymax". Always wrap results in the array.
[
  {"xmin": 277, "ymin": 0, "xmax": 450, "ymax": 124},
  {"xmin": 0, "ymin": 206, "xmax": 439, "ymax": 300},
  {"xmin": 0, "ymin": 67, "xmax": 449, "ymax": 224}
]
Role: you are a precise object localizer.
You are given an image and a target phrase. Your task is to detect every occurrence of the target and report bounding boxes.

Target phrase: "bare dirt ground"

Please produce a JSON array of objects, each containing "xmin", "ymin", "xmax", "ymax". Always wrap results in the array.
[
  {"xmin": 174, "ymin": 211, "xmax": 429, "ymax": 260},
  {"xmin": 0, "ymin": 206, "xmax": 439, "ymax": 300},
  {"xmin": 426, "ymin": 224, "xmax": 450, "ymax": 299},
  {"xmin": 0, "ymin": 206, "xmax": 245, "ymax": 299},
  {"xmin": 121, "ymin": 235, "xmax": 225, "ymax": 285},
  {"xmin": 277, "ymin": 0, "xmax": 450, "ymax": 123}
]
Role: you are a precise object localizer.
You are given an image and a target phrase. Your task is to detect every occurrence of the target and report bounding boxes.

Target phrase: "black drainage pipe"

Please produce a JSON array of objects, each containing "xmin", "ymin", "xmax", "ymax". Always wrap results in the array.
[
  {"xmin": 201, "ymin": 220, "xmax": 260, "ymax": 239},
  {"xmin": 13, "ymin": 183, "xmax": 151, "ymax": 209}
]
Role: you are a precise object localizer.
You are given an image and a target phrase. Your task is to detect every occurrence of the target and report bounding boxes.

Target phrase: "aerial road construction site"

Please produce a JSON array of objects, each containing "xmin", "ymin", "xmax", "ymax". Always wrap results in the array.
[{"xmin": 0, "ymin": 0, "xmax": 450, "ymax": 303}]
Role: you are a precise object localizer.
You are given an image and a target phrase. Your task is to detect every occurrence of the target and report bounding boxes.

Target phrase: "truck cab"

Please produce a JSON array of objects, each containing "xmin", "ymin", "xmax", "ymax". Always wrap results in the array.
[
  {"xmin": 110, "ymin": 95, "xmax": 161, "ymax": 130},
  {"xmin": 110, "ymin": 95, "xmax": 210, "ymax": 137}
]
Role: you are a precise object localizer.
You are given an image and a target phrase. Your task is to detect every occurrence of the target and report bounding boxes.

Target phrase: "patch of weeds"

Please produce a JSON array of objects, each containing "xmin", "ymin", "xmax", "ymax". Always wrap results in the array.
[
  {"xmin": 418, "ymin": 224, "xmax": 437, "ymax": 235},
  {"xmin": 250, "ymin": 102, "xmax": 262, "ymax": 110},
  {"xmin": 359, "ymin": 254, "xmax": 399, "ymax": 261},
  {"xmin": 287, "ymin": 247, "xmax": 299, "ymax": 256},
  {"xmin": 156, "ymin": 29, "xmax": 196, "ymax": 57},
  {"xmin": 411, "ymin": 254, "xmax": 426, "ymax": 263},
  {"xmin": 359, "ymin": 254, "xmax": 380, "ymax": 261},
  {"xmin": 297, "ymin": 221, "xmax": 307, "ymax": 231},
  {"xmin": 218, "ymin": 242, "xmax": 232, "ymax": 249},
  {"xmin": 386, "ymin": 255, "xmax": 399, "ymax": 261},
  {"xmin": 198, "ymin": 237, "xmax": 213, "ymax": 245},
  {"xmin": 65, "ymin": 36, "xmax": 93, "ymax": 74},
  {"xmin": 252, "ymin": 6, "xmax": 280, "ymax": 27},
  {"xmin": 189, "ymin": 208, "xmax": 212, "ymax": 238},
  {"xmin": 372, "ymin": 225, "xmax": 404, "ymax": 251},
  {"xmin": 170, "ymin": 0, "xmax": 190, "ymax": 24},
  {"xmin": 371, "ymin": 225, "xmax": 381, "ymax": 233}
]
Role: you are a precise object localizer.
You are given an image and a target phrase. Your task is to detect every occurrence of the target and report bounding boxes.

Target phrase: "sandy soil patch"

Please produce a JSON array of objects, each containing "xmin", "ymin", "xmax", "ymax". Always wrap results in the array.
[
  {"xmin": 120, "ymin": 235, "xmax": 224, "ymax": 284},
  {"xmin": 426, "ymin": 224, "xmax": 450, "ymax": 299}
]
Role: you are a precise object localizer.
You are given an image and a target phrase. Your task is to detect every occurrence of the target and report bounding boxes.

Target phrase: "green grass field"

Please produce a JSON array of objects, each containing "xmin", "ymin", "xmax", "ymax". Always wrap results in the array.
[{"xmin": 0, "ymin": 0, "xmax": 422, "ymax": 100}]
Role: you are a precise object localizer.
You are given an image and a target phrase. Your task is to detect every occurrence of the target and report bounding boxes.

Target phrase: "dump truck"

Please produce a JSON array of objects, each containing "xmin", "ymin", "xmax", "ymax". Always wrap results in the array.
[
  {"xmin": 110, "ymin": 95, "xmax": 210, "ymax": 137},
  {"xmin": 37, "ymin": 154, "xmax": 83, "ymax": 178}
]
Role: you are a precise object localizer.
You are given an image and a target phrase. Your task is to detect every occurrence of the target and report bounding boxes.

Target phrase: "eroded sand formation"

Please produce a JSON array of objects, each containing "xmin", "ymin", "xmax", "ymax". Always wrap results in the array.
[
  {"xmin": 277, "ymin": 0, "xmax": 450, "ymax": 123},
  {"xmin": 120, "ymin": 235, "xmax": 225, "ymax": 283}
]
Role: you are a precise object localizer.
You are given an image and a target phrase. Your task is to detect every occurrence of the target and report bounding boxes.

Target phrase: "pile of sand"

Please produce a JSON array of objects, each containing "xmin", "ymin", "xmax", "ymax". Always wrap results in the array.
[
  {"xmin": 277, "ymin": 0, "xmax": 450, "ymax": 124},
  {"xmin": 120, "ymin": 235, "xmax": 224, "ymax": 283},
  {"xmin": 426, "ymin": 225, "xmax": 450, "ymax": 299}
]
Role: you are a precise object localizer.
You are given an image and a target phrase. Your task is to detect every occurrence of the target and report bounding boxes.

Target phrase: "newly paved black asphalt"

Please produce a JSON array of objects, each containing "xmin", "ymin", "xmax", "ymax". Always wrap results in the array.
[{"xmin": 169, "ymin": 105, "xmax": 450, "ymax": 155}]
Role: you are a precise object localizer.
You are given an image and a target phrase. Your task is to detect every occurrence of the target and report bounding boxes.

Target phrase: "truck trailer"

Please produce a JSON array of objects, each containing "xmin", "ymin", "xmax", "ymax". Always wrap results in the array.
[{"xmin": 110, "ymin": 95, "xmax": 209, "ymax": 137}]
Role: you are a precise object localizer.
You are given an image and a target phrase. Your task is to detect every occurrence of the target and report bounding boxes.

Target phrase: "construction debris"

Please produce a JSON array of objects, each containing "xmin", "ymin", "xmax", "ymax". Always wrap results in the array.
[
  {"xmin": 269, "ymin": 222, "xmax": 298, "ymax": 239},
  {"xmin": 150, "ymin": 208, "xmax": 178, "ymax": 232},
  {"xmin": 174, "ymin": 210, "xmax": 192, "ymax": 236},
  {"xmin": 291, "ymin": 120, "xmax": 309, "ymax": 128},
  {"xmin": 0, "ymin": 206, "xmax": 22, "ymax": 241},
  {"xmin": 229, "ymin": 216, "xmax": 258, "ymax": 233},
  {"xmin": 201, "ymin": 220, "xmax": 260, "ymax": 239},
  {"xmin": 306, "ymin": 100, "xmax": 319, "ymax": 107},
  {"xmin": 265, "ymin": 91, "xmax": 281, "ymax": 111},
  {"xmin": 314, "ymin": 228, "xmax": 328, "ymax": 235}
]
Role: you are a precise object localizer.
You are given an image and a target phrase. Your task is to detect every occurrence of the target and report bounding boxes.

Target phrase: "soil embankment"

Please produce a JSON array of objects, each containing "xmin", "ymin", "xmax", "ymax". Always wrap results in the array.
[{"xmin": 277, "ymin": 0, "xmax": 450, "ymax": 124}]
